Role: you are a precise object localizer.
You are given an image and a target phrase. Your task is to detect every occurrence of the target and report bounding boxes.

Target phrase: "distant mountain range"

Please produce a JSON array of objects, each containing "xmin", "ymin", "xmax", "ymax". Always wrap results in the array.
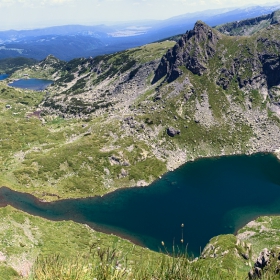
[{"xmin": 1, "ymin": 3, "xmax": 280, "ymax": 60}]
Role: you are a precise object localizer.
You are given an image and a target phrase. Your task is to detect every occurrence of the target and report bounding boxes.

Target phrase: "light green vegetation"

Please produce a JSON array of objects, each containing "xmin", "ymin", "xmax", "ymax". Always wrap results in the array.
[
  {"xmin": 2, "ymin": 206, "xmax": 280, "ymax": 279},
  {"xmin": 0, "ymin": 42, "xmax": 177, "ymax": 200},
  {"xmin": 237, "ymin": 216, "xmax": 280, "ymax": 257},
  {"xmin": 0, "ymin": 80, "xmax": 167, "ymax": 200},
  {"xmin": 0, "ymin": 206, "xmax": 163, "ymax": 279}
]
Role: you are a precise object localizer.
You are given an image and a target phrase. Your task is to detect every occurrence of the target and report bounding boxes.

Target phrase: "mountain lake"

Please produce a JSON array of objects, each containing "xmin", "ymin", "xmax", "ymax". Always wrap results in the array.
[
  {"xmin": 8, "ymin": 78, "xmax": 53, "ymax": 91},
  {"xmin": 0, "ymin": 74, "xmax": 9, "ymax": 80},
  {"xmin": 0, "ymin": 152, "xmax": 280, "ymax": 256}
]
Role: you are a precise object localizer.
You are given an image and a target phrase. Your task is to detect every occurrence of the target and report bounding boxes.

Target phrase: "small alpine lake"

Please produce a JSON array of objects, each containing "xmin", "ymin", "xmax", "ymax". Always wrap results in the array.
[
  {"xmin": 1, "ymin": 153, "xmax": 280, "ymax": 256},
  {"xmin": 8, "ymin": 78, "xmax": 53, "ymax": 91},
  {"xmin": 0, "ymin": 74, "xmax": 9, "ymax": 80}
]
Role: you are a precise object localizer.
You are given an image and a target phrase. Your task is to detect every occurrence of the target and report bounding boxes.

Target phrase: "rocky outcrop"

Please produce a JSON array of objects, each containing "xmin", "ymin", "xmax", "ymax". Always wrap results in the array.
[
  {"xmin": 152, "ymin": 21, "xmax": 221, "ymax": 84},
  {"xmin": 153, "ymin": 20, "xmax": 280, "ymax": 113},
  {"xmin": 167, "ymin": 127, "xmax": 180, "ymax": 137},
  {"xmin": 248, "ymin": 248, "xmax": 274, "ymax": 279}
]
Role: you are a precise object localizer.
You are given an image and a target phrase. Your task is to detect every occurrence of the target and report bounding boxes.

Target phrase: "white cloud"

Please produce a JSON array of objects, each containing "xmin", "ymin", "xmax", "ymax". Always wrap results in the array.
[
  {"xmin": 0, "ymin": 0, "xmax": 73, "ymax": 6},
  {"xmin": 0, "ymin": 0, "xmax": 278, "ymax": 30},
  {"xmin": 0, "ymin": 0, "xmax": 15, "ymax": 7}
]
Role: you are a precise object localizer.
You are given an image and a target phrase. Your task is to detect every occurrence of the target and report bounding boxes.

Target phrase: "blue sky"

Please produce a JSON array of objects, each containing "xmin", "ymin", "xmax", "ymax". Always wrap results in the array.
[{"xmin": 0, "ymin": 0, "xmax": 279, "ymax": 30}]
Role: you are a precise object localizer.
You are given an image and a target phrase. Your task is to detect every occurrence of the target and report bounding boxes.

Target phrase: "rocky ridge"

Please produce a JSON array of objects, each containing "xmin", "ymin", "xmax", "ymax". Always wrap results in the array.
[
  {"xmin": 215, "ymin": 9, "xmax": 280, "ymax": 36},
  {"xmin": 153, "ymin": 21, "xmax": 221, "ymax": 83}
]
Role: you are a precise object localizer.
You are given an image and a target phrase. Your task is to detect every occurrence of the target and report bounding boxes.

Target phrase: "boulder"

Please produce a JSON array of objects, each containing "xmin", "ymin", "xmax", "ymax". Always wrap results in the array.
[{"xmin": 167, "ymin": 127, "xmax": 180, "ymax": 137}]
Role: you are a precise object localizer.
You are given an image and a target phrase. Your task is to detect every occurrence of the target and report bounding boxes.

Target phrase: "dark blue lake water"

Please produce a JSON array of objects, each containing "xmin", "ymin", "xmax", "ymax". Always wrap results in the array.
[
  {"xmin": 1, "ymin": 153, "xmax": 280, "ymax": 256},
  {"xmin": 0, "ymin": 74, "xmax": 9, "ymax": 80},
  {"xmin": 8, "ymin": 78, "xmax": 53, "ymax": 91}
]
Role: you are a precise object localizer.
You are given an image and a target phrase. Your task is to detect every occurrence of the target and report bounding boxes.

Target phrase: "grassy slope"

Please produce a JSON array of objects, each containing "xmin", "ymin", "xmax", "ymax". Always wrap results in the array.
[
  {"xmin": 0, "ymin": 206, "xmax": 163, "ymax": 279},
  {"xmin": 1, "ymin": 206, "xmax": 280, "ymax": 279},
  {"xmin": 1, "ymin": 31, "xmax": 279, "ymax": 200},
  {"xmin": 0, "ymin": 43, "xmax": 177, "ymax": 200}
]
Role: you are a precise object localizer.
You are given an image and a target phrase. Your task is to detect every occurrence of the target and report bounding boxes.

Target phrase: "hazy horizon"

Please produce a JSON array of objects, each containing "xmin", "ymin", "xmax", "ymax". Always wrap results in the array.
[{"xmin": 0, "ymin": 0, "xmax": 280, "ymax": 31}]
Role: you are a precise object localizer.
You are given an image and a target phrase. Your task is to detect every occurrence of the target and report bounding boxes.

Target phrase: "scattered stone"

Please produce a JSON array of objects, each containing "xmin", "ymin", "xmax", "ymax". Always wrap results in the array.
[
  {"xmin": 109, "ymin": 156, "xmax": 121, "ymax": 165},
  {"xmin": 154, "ymin": 94, "xmax": 162, "ymax": 101},
  {"xmin": 167, "ymin": 127, "xmax": 180, "ymax": 137},
  {"xmin": 249, "ymin": 267, "xmax": 262, "ymax": 279},
  {"xmin": 122, "ymin": 160, "xmax": 130, "ymax": 166},
  {"xmin": 120, "ymin": 168, "xmax": 128, "ymax": 177},
  {"xmin": 104, "ymin": 168, "xmax": 110, "ymax": 175}
]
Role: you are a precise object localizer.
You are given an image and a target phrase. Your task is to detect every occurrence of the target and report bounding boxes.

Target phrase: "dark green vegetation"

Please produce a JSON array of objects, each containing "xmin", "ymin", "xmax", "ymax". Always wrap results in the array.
[{"xmin": 0, "ymin": 57, "xmax": 37, "ymax": 74}]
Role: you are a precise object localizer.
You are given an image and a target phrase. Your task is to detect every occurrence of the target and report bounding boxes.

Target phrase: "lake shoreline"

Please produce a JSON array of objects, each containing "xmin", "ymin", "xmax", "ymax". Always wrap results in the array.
[
  {"xmin": 1, "ymin": 150, "xmax": 279, "ymax": 204},
  {"xmin": 1, "ymin": 152, "xmax": 280, "ymax": 256},
  {"xmin": 8, "ymin": 78, "xmax": 53, "ymax": 91}
]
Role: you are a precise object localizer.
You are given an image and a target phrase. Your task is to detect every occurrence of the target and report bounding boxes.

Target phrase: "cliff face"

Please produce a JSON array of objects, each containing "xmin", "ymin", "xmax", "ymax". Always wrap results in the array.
[
  {"xmin": 153, "ymin": 20, "xmax": 280, "ymax": 110},
  {"xmin": 152, "ymin": 21, "xmax": 221, "ymax": 83}
]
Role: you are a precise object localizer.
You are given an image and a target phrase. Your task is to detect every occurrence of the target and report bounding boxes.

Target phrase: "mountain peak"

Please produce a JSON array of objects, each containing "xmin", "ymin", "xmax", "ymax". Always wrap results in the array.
[
  {"xmin": 194, "ymin": 20, "xmax": 208, "ymax": 27},
  {"xmin": 152, "ymin": 22, "xmax": 221, "ymax": 84},
  {"xmin": 39, "ymin": 54, "xmax": 61, "ymax": 66}
]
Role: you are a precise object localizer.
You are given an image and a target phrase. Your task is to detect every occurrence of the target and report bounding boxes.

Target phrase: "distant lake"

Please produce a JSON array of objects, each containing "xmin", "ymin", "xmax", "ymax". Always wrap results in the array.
[
  {"xmin": 1, "ymin": 153, "xmax": 280, "ymax": 256},
  {"xmin": 9, "ymin": 78, "xmax": 53, "ymax": 91},
  {"xmin": 0, "ymin": 74, "xmax": 9, "ymax": 80}
]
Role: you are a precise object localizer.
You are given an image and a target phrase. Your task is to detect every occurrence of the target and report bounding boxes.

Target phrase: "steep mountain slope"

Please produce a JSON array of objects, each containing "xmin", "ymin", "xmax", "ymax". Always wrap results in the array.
[
  {"xmin": 5, "ymin": 21, "xmax": 280, "ymax": 200},
  {"xmin": 216, "ymin": 9, "xmax": 280, "ymax": 36},
  {"xmin": 0, "ymin": 42, "xmax": 176, "ymax": 199},
  {"xmin": 42, "ymin": 21, "xmax": 280, "ymax": 163},
  {"xmin": 153, "ymin": 4, "xmax": 280, "ymax": 38}
]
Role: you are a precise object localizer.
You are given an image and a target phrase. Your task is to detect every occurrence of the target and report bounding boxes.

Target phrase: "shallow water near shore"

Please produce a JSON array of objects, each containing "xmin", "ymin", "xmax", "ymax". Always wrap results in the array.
[{"xmin": 1, "ymin": 153, "xmax": 280, "ymax": 256}]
